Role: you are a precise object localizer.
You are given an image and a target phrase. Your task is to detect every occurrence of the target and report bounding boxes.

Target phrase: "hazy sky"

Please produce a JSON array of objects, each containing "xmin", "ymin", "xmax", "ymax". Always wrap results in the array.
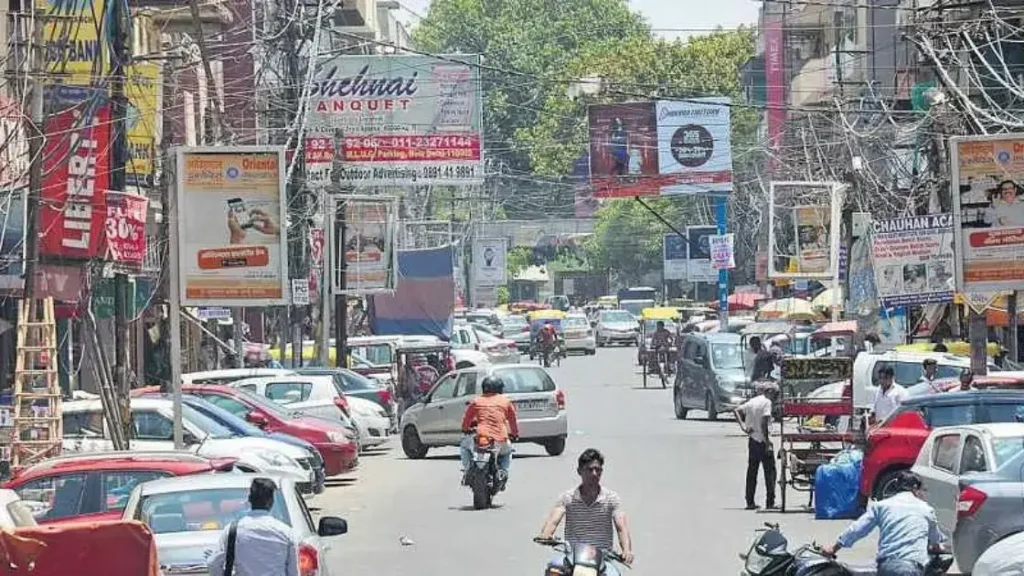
[{"xmin": 396, "ymin": 0, "xmax": 759, "ymax": 41}]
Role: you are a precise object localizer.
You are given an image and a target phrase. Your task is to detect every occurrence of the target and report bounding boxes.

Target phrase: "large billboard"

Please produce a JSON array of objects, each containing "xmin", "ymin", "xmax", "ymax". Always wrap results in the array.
[
  {"xmin": 686, "ymin": 225, "xmax": 718, "ymax": 282},
  {"xmin": 950, "ymin": 134, "xmax": 1024, "ymax": 293},
  {"xmin": 588, "ymin": 97, "xmax": 733, "ymax": 197},
  {"xmin": 39, "ymin": 0, "xmax": 108, "ymax": 89},
  {"xmin": 871, "ymin": 214, "xmax": 955, "ymax": 308},
  {"xmin": 328, "ymin": 196, "xmax": 397, "ymax": 294},
  {"xmin": 307, "ymin": 54, "xmax": 484, "ymax": 186},
  {"xmin": 663, "ymin": 233, "xmax": 687, "ymax": 280},
  {"xmin": 125, "ymin": 62, "xmax": 161, "ymax": 185},
  {"xmin": 175, "ymin": 147, "xmax": 289, "ymax": 306}
]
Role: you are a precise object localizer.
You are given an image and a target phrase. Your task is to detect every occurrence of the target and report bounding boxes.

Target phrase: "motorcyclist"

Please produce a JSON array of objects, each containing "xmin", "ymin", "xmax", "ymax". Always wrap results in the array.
[
  {"xmin": 821, "ymin": 471, "xmax": 945, "ymax": 576},
  {"xmin": 460, "ymin": 376, "xmax": 519, "ymax": 487}
]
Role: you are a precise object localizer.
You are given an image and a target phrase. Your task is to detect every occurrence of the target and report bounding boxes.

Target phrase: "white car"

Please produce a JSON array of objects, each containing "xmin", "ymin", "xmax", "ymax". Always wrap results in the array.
[
  {"xmin": 182, "ymin": 368, "xmax": 296, "ymax": 385},
  {"xmin": 229, "ymin": 376, "xmax": 391, "ymax": 450},
  {"xmin": 61, "ymin": 398, "xmax": 316, "ymax": 491},
  {"xmin": 122, "ymin": 474, "xmax": 347, "ymax": 576},
  {"xmin": 562, "ymin": 314, "xmax": 596, "ymax": 355},
  {"xmin": 594, "ymin": 309, "xmax": 639, "ymax": 347},
  {"xmin": 0, "ymin": 489, "xmax": 37, "ymax": 529}
]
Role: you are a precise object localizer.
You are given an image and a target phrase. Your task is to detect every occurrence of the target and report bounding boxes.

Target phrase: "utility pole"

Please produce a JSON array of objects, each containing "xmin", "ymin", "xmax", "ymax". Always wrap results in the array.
[
  {"xmin": 22, "ymin": 2, "xmax": 46, "ymax": 313},
  {"xmin": 334, "ymin": 197, "xmax": 347, "ymax": 369}
]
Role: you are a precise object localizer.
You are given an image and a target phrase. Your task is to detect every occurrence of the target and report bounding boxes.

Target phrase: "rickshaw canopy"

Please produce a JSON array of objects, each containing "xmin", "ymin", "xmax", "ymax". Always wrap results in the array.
[
  {"xmin": 741, "ymin": 321, "xmax": 796, "ymax": 338},
  {"xmin": 640, "ymin": 307, "xmax": 680, "ymax": 321},
  {"xmin": 810, "ymin": 320, "xmax": 858, "ymax": 340},
  {"xmin": 527, "ymin": 309, "xmax": 567, "ymax": 322}
]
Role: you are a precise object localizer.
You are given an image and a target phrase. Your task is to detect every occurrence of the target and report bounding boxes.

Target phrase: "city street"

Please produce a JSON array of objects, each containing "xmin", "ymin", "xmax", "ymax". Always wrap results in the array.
[{"xmin": 312, "ymin": 346, "xmax": 880, "ymax": 574}]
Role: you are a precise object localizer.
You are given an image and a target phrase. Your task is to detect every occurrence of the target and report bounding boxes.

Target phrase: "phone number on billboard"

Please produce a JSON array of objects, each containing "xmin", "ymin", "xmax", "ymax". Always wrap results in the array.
[
  {"xmin": 338, "ymin": 163, "xmax": 481, "ymax": 183},
  {"xmin": 343, "ymin": 135, "xmax": 479, "ymax": 150}
]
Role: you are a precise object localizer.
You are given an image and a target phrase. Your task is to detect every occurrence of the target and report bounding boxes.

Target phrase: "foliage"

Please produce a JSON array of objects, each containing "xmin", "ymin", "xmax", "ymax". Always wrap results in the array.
[
  {"xmin": 496, "ymin": 285, "xmax": 510, "ymax": 305},
  {"xmin": 505, "ymin": 246, "xmax": 532, "ymax": 279}
]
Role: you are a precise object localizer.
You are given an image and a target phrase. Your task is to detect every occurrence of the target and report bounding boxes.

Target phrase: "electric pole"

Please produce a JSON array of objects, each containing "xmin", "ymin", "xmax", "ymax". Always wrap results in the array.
[{"xmin": 22, "ymin": 1, "xmax": 46, "ymax": 313}]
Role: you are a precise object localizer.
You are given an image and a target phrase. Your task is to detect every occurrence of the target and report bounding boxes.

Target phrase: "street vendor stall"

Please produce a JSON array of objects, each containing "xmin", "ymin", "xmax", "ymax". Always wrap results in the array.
[{"xmin": 638, "ymin": 307, "xmax": 680, "ymax": 389}]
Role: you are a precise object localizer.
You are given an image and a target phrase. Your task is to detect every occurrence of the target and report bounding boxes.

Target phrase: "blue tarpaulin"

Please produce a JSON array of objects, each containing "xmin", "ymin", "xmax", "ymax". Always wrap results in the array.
[
  {"xmin": 370, "ymin": 246, "xmax": 455, "ymax": 340},
  {"xmin": 814, "ymin": 448, "xmax": 864, "ymax": 520}
]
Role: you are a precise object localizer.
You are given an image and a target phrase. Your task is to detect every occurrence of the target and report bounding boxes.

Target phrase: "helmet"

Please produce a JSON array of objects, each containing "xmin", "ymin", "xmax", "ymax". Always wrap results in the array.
[{"xmin": 481, "ymin": 376, "xmax": 504, "ymax": 394}]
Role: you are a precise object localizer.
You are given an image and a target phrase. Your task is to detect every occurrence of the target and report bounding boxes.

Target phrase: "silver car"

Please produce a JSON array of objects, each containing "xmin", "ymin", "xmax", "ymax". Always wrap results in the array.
[
  {"xmin": 122, "ymin": 474, "xmax": 348, "ymax": 576},
  {"xmin": 499, "ymin": 315, "xmax": 532, "ymax": 351},
  {"xmin": 912, "ymin": 423, "xmax": 1024, "ymax": 574},
  {"xmin": 400, "ymin": 364, "xmax": 568, "ymax": 458},
  {"xmin": 595, "ymin": 309, "xmax": 639, "ymax": 347}
]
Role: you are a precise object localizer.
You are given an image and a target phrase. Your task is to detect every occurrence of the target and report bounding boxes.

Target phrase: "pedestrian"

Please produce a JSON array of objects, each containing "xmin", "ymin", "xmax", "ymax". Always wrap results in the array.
[
  {"xmin": 747, "ymin": 337, "xmax": 775, "ymax": 382},
  {"xmin": 919, "ymin": 359, "xmax": 941, "ymax": 393},
  {"xmin": 959, "ymin": 368, "xmax": 975, "ymax": 392},
  {"xmin": 872, "ymin": 365, "xmax": 908, "ymax": 424},
  {"xmin": 734, "ymin": 385, "xmax": 778, "ymax": 510},
  {"xmin": 207, "ymin": 477, "xmax": 298, "ymax": 576}
]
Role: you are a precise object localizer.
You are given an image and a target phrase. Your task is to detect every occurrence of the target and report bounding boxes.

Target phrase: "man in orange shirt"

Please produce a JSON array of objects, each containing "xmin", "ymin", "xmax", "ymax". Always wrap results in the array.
[{"xmin": 460, "ymin": 376, "xmax": 520, "ymax": 487}]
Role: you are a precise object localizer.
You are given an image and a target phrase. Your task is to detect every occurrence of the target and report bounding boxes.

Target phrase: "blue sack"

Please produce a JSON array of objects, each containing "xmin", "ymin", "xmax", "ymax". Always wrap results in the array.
[{"xmin": 814, "ymin": 449, "xmax": 863, "ymax": 520}]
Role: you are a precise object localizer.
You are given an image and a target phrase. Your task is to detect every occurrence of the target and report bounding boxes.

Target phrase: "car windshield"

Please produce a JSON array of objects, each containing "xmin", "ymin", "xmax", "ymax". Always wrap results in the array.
[
  {"xmin": 711, "ymin": 344, "xmax": 744, "ymax": 369},
  {"xmin": 494, "ymin": 367, "xmax": 556, "ymax": 393},
  {"xmin": 477, "ymin": 330, "xmax": 499, "ymax": 343},
  {"xmin": 564, "ymin": 317, "xmax": 588, "ymax": 329},
  {"xmin": 138, "ymin": 487, "xmax": 290, "ymax": 534},
  {"xmin": 182, "ymin": 404, "xmax": 236, "ymax": 439},
  {"xmin": 501, "ymin": 316, "xmax": 527, "ymax": 329},
  {"xmin": 467, "ymin": 314, "xmax": 496, "ymax": 325},
  {"xmin": 992, "ymin": 436, "xmax": 1024, "ymax": 468},
  {"xmin": 184, "ymin": 398, "xmax": 260, "ymax": 436},
  {"xmin": 233, "ymin": 388, "xmax": 297, "ymax": 418},
  {"xmin": 350, "ymin": 344, "xmax": 392, "ymax": 366},
  {"xmin": 601, "ymin": 311, "xmax": 633, "ymax": 323}
]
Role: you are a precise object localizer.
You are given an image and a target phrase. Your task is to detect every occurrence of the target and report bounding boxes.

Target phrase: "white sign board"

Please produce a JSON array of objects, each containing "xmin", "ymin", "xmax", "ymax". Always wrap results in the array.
[
  {"xmin": 292, "ymin": 278, "xmax": 310, "ymax": 305},
  {"xmin": 473, "ymin": 238, "xmax": 507, "ymax": 286}
]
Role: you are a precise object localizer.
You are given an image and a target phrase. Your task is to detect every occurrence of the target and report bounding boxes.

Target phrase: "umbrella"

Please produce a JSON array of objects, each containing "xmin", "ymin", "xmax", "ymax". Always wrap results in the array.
[
  {"xmin": 712, "ymin": 292, "xmax": 767, "ymax": 311},
  {"xmin": 811, "ymin": 287, "xmax": 844, "ymax": 311},
  {"xmin": 756, "ymin": 298, "xmax": 822, "ymax": 321}
]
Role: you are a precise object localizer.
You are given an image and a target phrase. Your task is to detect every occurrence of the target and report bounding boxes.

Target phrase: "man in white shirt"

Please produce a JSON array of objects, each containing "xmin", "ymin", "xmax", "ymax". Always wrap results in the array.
[
  {"xmin": 208, "ymin": 478, "xmax": 298, "ymax": 576},
  {"xmin": 734, "ymin": 385, "xmax": 779, "ymax": 510},
  {"xmin": 918, "ymin": 359, "xmax": 942, "ymax": 394},
  {"xmin": 873, "ymin": 365, "xmax": 909, "ymax": 424}
]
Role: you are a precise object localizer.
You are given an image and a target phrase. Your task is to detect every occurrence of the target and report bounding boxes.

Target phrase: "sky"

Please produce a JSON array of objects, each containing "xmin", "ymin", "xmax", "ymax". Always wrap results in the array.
[{"xmin": 396, "ymin": 0, "xmax": 760, "ymax": 42}]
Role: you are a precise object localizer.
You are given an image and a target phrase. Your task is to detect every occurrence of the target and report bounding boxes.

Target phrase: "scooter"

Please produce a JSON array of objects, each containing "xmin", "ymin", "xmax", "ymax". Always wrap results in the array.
[
  {"xmin": 739, "ymin": 523, "xmax": 953, "ymax": 576},
  {"xmin": 535, "ymin": 537, "xmax": 630, "ymax": 576},
  {"xmin": 463, "ymin": 434, "xmax": 504, "ymax": 510}
]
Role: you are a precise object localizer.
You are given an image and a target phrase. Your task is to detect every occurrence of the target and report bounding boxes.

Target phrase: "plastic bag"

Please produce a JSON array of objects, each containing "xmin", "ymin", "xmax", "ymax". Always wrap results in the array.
[{"xmin": 814, "ymin": 448, "xmax": 864, "ymax": 520}]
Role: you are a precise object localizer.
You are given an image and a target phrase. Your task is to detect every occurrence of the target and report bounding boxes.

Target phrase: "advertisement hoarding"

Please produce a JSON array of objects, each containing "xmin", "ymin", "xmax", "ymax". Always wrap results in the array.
[
  {"xmin": 307, "ymin": 55, "xmax": 483, "ymax": 186},
  {"xmin": 663, "ymin": 234, "xmax": 687, "ymax": 280},
  {"xmin": 710, "ymin": 234, "xmax": 735, "ymax": 270},
  {"xmin": 870, "ymin": 214, "xmax": 955, "ymax": 307},
  {"xmin": 950, "ymin": 134, "xmax": 1024, "ymax": 293},
  {"xmin": 588, "ymin": 102, "xmax": 661, "ymax": 197},
  {"xmin": 175, "ymin": 147, "xmax": 289, "ymax": 306},
  {"xmin": 303, "ymin": 136, "xmax": 334, "ymax": 187},
  {"xmin": 40, "ymin": 102, "xmax": 111, "ymax": 259},
  {"xmin": 103, "ymin": 191, "xmax": 148, "ymax": 267},
  {"xmin": 125, "ymin": 63, "xmax": 160, "ymax": 185},
  {"xmin": 328, "ymin": 196, "xmax": 397, "ymax": 294},
  {"xmin": 763, "ymin": 17, "xmax": 785, "ymax": 173},
  {"xmin": 38, "ymin": 0, "xmax": 107, "ymax": 88},
  {"xmin": 686, "ymin": 225, "xmax": 717, "ymax": 282},
  {"xmin": 473, "ymin": 238, "xmax": 506, "ymax": 286},
  {"xmin": 793, "ymin": 206, "xmax": 831, "ymax": 274}
]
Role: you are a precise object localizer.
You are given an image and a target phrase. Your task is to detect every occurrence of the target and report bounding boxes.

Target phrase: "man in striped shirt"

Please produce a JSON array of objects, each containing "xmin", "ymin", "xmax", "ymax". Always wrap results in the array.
[{"xmin": 536, "ymin": 449, "xmax": 634, "ymax": 575}]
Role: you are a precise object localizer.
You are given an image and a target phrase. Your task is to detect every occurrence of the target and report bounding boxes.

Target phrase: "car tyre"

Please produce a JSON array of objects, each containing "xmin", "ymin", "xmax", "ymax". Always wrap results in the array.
[
  {"xmin": 674, "ymin": 389, "xmax": 688, "ymax": 419},
  {"xmin": 586, "ymin": 348, "xmax": 596, "ymax": 356},
  {"xmin": 544, "ymin": 436, "xmax": 567, "ymax": 456},
  {"xmin": 401, "ymin": 426, "xmax": 429, "ymax": 459},
  {"xmin": 705, "ymin": 392, "xmax": 718, "ymax": 421},
  {"xmin": 872, "ymin": 467, "xmax": 909, "ymax": 501},
  {"xmin": 597, "ymin": 336, "xmax": 605, "ymax": 348}
]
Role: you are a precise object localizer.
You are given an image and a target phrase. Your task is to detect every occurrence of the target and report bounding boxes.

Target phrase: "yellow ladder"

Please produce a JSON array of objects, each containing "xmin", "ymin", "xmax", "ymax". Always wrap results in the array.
[{"xmin": 11, "ymin": 298, "xmax": 60, "ymax": 469}]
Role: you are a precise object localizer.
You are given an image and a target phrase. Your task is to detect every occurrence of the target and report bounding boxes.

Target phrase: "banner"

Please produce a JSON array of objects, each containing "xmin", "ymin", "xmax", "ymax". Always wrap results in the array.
[
  {"xmin": 175, "ymin": 147, "xmax": 289, "ymax": 306},
  {"xmin": 473, "ymin": 238, "xmax": 506, "ymax": 286},
  {"xmin": 125, "ymin": 63, "xmax": 160, "ymax": 185},
  {"xmin": 950, "ymin": 134, "xmax": 1024, "ymax": 292},
  {"xmin": 870, "ymin": 214, "xmax": 955, "ymax": 307},
  {"xmin": 763, "ymin": 17, "xmax": 785, "ymax": 173},
  {"xmin": 710, "ymin": 234, "xmax": 735, "ymax": 270},
  {"xmin": 307, "ymin": 55, "xmax": 483, "ymax": 186},
  {"xmin": 40, "ymin": 102, "xmax": 111, "ymax": 259},
  {"xmin": 371, "ymin": 246, "xmax": 455, "ymax": 340},
  {"xmin": 38, "ymin": 0, "xmax": 108, "ymax": 88},
  {"xmin": 103, "ymin": 191, "xmax": 148, "ymax": 267},
  {"xmin": 686, "ymin": 225, "xmax": 717, "ymax": 282},
  {"xmin": 571, "ymin": 154, "xmax": 598, "ymax": 218},
  {"xmin": 589, "ymin": 97, "xmax": 732, "ymax": 197},
  {"xmin": 329, "ymin": 197, "xmax": 397, "ymax": 294},
  {"xmin": 663, "ymin": 234, "xmax": 687, "ymax": 280},
  {"xmin": 793, "ymin": 206, "xmax": 831, "ymax": 274}
]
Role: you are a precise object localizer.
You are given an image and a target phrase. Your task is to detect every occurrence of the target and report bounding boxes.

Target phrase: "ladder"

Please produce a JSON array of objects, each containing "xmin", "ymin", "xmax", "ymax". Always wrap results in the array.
[{"xmin": 10, "ymin": 298, "xmax": 61, "ymax": 469}]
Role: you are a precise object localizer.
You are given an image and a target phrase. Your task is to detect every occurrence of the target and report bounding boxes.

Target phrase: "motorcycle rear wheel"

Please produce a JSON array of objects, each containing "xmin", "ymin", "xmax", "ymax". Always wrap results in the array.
[{"xmin": 472, "ymin": 482, "xmax": 491, "ymax": 509}]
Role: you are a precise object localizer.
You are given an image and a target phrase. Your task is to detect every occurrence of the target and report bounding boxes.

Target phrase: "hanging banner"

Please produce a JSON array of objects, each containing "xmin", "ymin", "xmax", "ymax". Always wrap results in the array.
[
  {"xmin": 870, "ymin": 214, "xmax": 955, "ymax": 308},
  {"xmin": 686, "ymin": 225, "xmax": 717, "ymax": 282},
  {"xmin": 793, "ymin": 205, "xmax": 831, "ymax": 274},
  {"xmin": 328, "ymin": 196, "xmax": 397, "ymax": 294},
  {"xmin": 663, "ymin": 234, "xmax": 687, "ymax": 280},
  {"xmin": 40, "ymin": 102, "xmax": 111, "ymax": 260},
  {"xmin": 950, "ymin": 134, "xmax": 1024, "ymax": 293},
  {"xmin": 473, "ymin": 238, "xmax": 506, "ymax": 286},
  {"xmin": 710, "ymin": 234, "xmax": 735, "ymax": 270},
  {"xmin": 125, "ymin": 63, "xmax": 161, "ymax": 185},
  {"xmin": 175, "ymin": 147, "xmax": 289, "ymax": 306},
  {"xmin": 103, "ymin": 191, "xmax": 148, "ymax": 267},
  {"xmin": 307, "ymin": 55, "xmax": 483, "ymax": 186}
]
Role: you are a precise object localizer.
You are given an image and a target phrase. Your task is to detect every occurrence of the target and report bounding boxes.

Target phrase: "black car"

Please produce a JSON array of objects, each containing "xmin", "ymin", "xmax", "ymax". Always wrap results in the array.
[{"xmin": 296, "ymin": 367, "xmax": 397, "ymax": 421}]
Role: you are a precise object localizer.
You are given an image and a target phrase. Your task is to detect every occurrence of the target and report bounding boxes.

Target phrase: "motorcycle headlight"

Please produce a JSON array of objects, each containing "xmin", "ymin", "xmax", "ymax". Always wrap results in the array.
[{"xmin": 255, "ymin": 450, "xmax": 298, "ymax": 469}]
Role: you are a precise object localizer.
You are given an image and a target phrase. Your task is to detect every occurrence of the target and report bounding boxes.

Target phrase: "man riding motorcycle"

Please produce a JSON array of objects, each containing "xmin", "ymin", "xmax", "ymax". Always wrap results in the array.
[{"xmin": 460, "ymin": 376, "xmax": 519, "ymax": 487}]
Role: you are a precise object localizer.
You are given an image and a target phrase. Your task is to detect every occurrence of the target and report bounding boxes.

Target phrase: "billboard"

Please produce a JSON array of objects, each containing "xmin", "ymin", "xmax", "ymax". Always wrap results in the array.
[
  {"xmin": 371, "ymin": 246, "xmax": 455, "ymax": 340},
  {"xmin": 473, "ymin": 238, "xmax": 506, "ymax": 286},
  {"xmin": 125, "ymin": 63, "xmax": 160, "ymax": 185},
  {"xmin": 589, "ymin": 97, "xmax": 733, "ymax": 197},
  {"xmin": 307, "ymin": 54, "xmax": 483, "ymax": 186},
  {"xmin": 793, "ymin": 206, "xmax": 831, "ymax": 274},
  {"xmin": 175, "ymin": 147, "xmax": 289, "ymax": 306},
  {"xmin": 663, "ymin": 233, "xmax": 687, "ymax": 280},
  {"xmin": 38, "ymin": 0, "xmax": 108, "ymax": 89},
  {"xmin": 687, "ymin": 225, "xmax": 718, "ymax": 282},
  {"xmin": 871, "ymin": 214, "xmax": 955, "ymax": 308},
  {"xmin": 39, "ymin": 102, "xmax": 110, "ymax": 259},
  {"xmin": 328, "ymin": 196, "xmax": 397, "ymax": 294},
  {"xmin": 950, "ymin": 134, "xmax": 1024, "ymax": 293},
  {"xmin": 103, "ymin": 191, "xmax": 148, "ymax": 267}
]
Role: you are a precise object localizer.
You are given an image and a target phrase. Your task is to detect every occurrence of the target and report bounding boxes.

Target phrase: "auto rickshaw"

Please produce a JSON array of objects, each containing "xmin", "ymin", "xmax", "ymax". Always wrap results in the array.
[
  {"xmin": 527, "ymin": 309, "xmax": 567, "ymax": 367},
  {"xmin": 638, "ymin": 307, "xmax": 681, "ymax": 389},
  {"xmin": 394, "ymin": 340, "xmax": 453, "ymax": 414}
]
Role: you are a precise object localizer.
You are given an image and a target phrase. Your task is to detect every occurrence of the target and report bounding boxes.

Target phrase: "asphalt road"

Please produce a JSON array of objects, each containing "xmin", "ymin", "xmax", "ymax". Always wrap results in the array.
[{"xmin": 312, "ymin": 346, "xmax": 879, "ymax": 574}]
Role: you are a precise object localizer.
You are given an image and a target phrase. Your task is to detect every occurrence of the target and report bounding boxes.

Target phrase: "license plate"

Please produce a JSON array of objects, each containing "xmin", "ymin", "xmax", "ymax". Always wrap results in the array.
[
  {"xmin": 516, "ymin": 399, "xmax": 549, "ymax": 411},
  {"xmin": 473, "ymin": 452, "xmax": 490, "ymax": 462}
]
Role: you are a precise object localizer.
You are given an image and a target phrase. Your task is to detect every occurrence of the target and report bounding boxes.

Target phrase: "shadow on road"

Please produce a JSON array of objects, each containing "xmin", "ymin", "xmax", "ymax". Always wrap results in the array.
[
  {"xmin": 448, "ymin": 503, "xmax": 506, "ymax": 512},
  {"xmin": 421, "ymin": 453, "xmax": 549, "ymax": 461},
  {"xmin": 359, "ymin": 448, "xmax": 391, "ymax": 457}
]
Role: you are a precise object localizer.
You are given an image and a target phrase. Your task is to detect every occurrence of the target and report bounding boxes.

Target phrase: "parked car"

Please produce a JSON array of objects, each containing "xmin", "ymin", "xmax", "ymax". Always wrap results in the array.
[
  {"xmin": 973, "ymin": 530, "xmax": 1024, "ymax": 576},
  {"xmin": 296, "ymin": 367, "xmax": 397, "ymax": 423},
  {"xmin": 230, "ymin": 375, "xmax": 391, "ymax": 450},
  {"xmin": 182, "ymin": 368, "xmax": 296, "ymax": 385},
  {"xmin": 594, "ymin": 309, "xmax": 639, "ymax": 347},
  {"xmin": 400, "ymin": 363, "xmax": 568, "ymax": 459},
  {"xmin": 912, "ymin": 423, "xmax": 1024, "ymax": 574},
  {"xmin": 180, "ymin": 384, "xmax": 359, "ymax": 476},
  {"xmin": 0, "ymin": 489, "xmax": 37, "ymax": 529},
  {"xmin": 7, "ymin": 452, "xmax": 236, "ymax": 526},
  {"xmin": 562, "ymin": 314, "xmax": 596, "ymax": 356},
  {"xmin": 452, "ymin": 322, "xmax": 521, "ymax": 364},
  {"xmin": 673, "ymin": 332, "xmax": 752, "ymax": 420},
  {"xmin": 122, "ymin": 474, "xmax": 348, "ymax": 576},
  {"xmin": 860, "ymin": 390, "xmax": 1024, "ymax": 500},
  {"xmin": 61, "ymin": 397, "xmax": 316, "ymax": 491},
  {"xmin": 499, "ymin": 315, "xmax": 532, "ymax": 351}
]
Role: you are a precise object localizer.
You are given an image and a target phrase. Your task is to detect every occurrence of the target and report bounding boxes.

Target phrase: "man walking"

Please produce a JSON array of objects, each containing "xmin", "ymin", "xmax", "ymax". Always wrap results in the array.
[
  {"xmin": 873, "ymin": 365, "xmax": 908, "ymax": 424},
  {"xmin": 734, "ymin": 385, "xmax": 778, "ymax": 510},
  {"xmin": 208, "ymin": 478, "xmax": 298, "ymax": 576}
]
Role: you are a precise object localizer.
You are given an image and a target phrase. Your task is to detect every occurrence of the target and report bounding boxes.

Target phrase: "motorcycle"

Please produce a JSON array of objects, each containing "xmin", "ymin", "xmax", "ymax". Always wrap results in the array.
[
  {"xmin": 535, "ymin": 537, "xmax": 630, "ymax": 576},
  {"xmin": 739, "ymin": 523, "xmax": 953, "ymax": 576},
  {"xmin": 463, "ymin": 434, "xmax": 505, "ymax": 510}
]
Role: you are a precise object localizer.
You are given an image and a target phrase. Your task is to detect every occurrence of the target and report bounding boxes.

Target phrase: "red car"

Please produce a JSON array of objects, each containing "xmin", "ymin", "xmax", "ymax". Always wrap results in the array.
[
  {"xmin": 5, "ymin": 452, "xmax": 236, "ymax": 525},
  {"xmin": 174, "ymin": 384, "xmax": 359, "ymax": 477}
]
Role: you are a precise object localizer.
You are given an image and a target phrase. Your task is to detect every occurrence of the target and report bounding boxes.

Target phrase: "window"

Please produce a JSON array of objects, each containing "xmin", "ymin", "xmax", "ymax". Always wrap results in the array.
[
  {"xmin": 932, "ymin": 434, "xmax": 961, "ymax": 472},
  {"xmin": 497, "ymin": 368, "xmax": 556, "ymax": 394},
  {"xmin": 455, "ymin": 373, "xmax": 478, "ymax": 397},
  {"xmin": 132, "ymin": 411, "xmax": 174, "ymax": 441},
  {"xmin": 202, "ymin": 395, "xmax": 251, "ymax": 418},
  {"xmin": 682, "ymin": 339, "xmax": 696, "ymax": 361},
  {"xmin": 335, "ymin": 371, "xmax": 376, "ymax": 392},
  {"xmin": 693, "ymin": 343, "xmax": 707, "ymax": 364},
  {"xmin": 137, "ymin": 487, "xmax": 290, "ymax": 534},
  {"xmin": 102, "ymin": 471, "xmax": 169, "ymax": 512},
  {"xmin": 15, "ymin": 474, "xmax": 87, "ymax": 521},
  {"xmin": 925, "ymin": 404, "xmax": 975, "ymax": 428},
  {"xmin": 265, "ymin": 382, "xmax": 312, "ymax": 404},
  {"xmin": 430, "ymin": 375, "xmax": 457, "ymax": 401},
  {"xmin": 959, "ymin": 436, "xmax": 988, "ymax": 474},
  {"xmin": 6, "ymin": 501, "xmax": 37, "ymax": 527},
  {"xmin": 981, "ymin": 403, "xmax": 1024, "ymax": 424},
  {"xmin": 62, "ymin": 411, "xmax": 104, "ymax": 438},
  {"xmin": 992, "ymin": 437, "xmax": 1024, "ymax": 468},
  {"xmin": 564, "ymin": 317, "xmax": 588, "ymax": 329},
  {"xmin": 936, "ymin": 365, "xmax": 964, "ymax": 379},
  {"xmin": 711, "ymin": 344, "xmax": 743, "ymax": 370},
  {"xmin": 295, "ymin": 487, "xmax": 316, "ymax": 532},
  {"xmin": 600, "ymin": 311, "xmax": 633, "ymax": 323},
  {"xmin": 237, "ymin": 384, "xmax": 257, "ymax": 394}
]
